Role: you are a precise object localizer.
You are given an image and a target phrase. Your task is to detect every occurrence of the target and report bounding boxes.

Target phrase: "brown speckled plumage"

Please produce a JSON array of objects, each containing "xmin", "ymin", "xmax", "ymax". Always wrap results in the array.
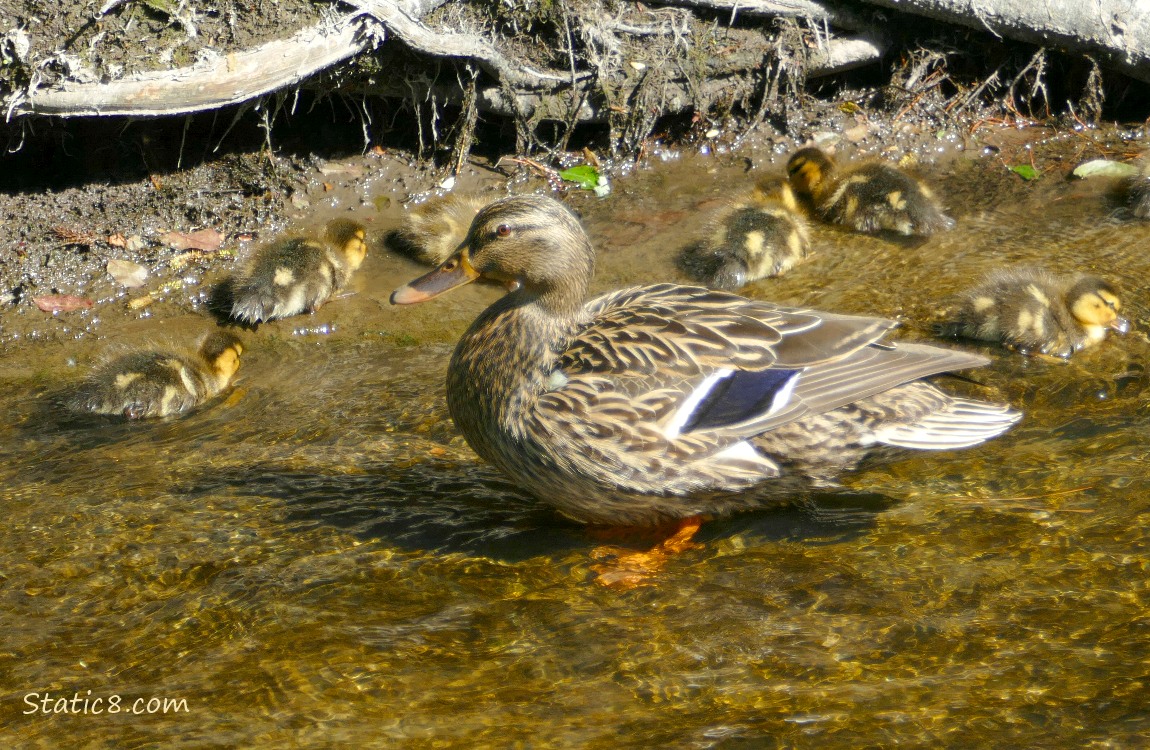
[{"xmin": 392, "ymin": 195, "xmax": 1019, "ymax": 526}]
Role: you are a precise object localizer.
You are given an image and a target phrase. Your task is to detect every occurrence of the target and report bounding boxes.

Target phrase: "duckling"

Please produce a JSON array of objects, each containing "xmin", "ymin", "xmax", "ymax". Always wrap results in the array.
[
  {"xmin": 679, "ymin": 176, "xmax": 811, "ymax": 290},
  {"xmin": 939, "ymin": 269, "xmax": 1129, "ymax": 358},
  {"xmin": 1125, "ymin": 158, "xmax": 1150, "ymax": 219},
  {"xmin": 786, "ymin": 146, "xmax": 953, "ymax": 236},
  {"xmin": 68, "ymin": 331, "xmax": 244, "ymax": 419},
  {"xmin": 230, "ymin": 218, "xmax": 367, "ymax": 323},
  {"xmin": 387, "ymin": 193, "xmax": 490, "ymax": 266}
]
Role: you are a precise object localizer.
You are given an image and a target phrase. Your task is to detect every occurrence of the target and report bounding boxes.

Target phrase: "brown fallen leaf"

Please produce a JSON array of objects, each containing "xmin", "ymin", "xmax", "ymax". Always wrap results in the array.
[
  {"xmin": 160, "ymin": 228, "xmax": 223, "ymax": 252},
  {"xmin": 322, "ymin": 182, "xmax": 334, "ymax": 192},
  {"xmin": 34, "ymin": 294, "xmax": 93, "ymax": 312},
  {"xmin": 106, "ymin": 258, "xmax": 148, "ymax": 288}
]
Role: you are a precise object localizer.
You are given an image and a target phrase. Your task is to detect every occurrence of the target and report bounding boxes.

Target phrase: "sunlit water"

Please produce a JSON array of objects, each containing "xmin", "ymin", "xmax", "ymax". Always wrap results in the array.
[{"xmin": 3, "ymin": 131, "xmax": 1150, "ymax": 747}]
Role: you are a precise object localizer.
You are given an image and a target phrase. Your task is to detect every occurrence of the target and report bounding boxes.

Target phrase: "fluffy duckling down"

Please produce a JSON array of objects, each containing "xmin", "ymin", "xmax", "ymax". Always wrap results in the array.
[
  {"xmin": 680, "ymin": 176, "xmax": 811, "ymax": 290},
  {"xmin": 230, "ymin": 218, "xmax": 367, "ymax": 323},
  {"xmin": 68, "ymin": 331, "xmax": 243, "ymax": 419},
  {"xmin": 786, "ymin": 146, "xmax": 953, "ymax": 236},
  {"xmin": 1126, "ymin": 158, "xmax": 1150, "ymax": 219},
  {"xmin": 939, "ymin": 269, "xmax": 1129, "ymax": 358},
  {"xmin": 388, "ymin": 193, "xmax": 490, "ymax": 266}
]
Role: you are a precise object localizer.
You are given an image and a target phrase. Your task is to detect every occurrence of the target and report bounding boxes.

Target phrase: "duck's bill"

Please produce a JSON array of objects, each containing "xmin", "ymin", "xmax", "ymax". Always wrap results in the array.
[
  {"xmin": 390, "ymin": 250, "xmax": 480, "ymax": 305},
  {"xmin": 1112, "ymin": 316, "xmax": 1131, "ymax": 334}
]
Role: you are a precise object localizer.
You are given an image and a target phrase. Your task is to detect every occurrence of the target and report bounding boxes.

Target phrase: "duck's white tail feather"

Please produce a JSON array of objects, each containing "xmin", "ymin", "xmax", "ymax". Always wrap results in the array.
[{"xmin": 873, "ymin": 397, "xmax": 1021, "ymax": 450}]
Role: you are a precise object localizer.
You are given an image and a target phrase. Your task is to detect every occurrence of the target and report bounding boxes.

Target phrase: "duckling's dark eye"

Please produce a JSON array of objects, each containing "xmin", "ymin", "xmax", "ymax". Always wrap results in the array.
[{"xmin": 496, "ymin": 224, "xmax": 512, "ymax": 238}]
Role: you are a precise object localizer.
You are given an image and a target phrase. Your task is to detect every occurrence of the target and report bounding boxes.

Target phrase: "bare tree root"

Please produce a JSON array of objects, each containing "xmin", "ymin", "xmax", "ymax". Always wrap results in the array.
[{"xmin": 7, "ymin": 0, "xmax": 882, "ymax": 123}]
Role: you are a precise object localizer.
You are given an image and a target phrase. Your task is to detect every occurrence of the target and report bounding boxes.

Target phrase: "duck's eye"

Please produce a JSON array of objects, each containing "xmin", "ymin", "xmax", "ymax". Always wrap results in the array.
[{"xmin": 496, "ymin": 224, "xmax": 512, "ymax": 238}]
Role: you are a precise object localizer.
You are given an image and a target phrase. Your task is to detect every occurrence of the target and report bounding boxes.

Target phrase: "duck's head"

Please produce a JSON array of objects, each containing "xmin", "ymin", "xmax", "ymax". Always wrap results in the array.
[
  {"xmin": 391, "ymin": 195, "xmax": 594, "ymax": 315},
  {"xmin": 752, "ymin": 175, "xmax": 801, "ymax": 212},
  {"xmin": 199, "ymin": 330, "xmax": 244, "ymax": 382},
  {"xmin": 325, "ymin": 218, "xmax": 368, "ymax": 271},
  {"xmin": 1067, "ymin": 276, "xmax": 1130, "ymax": 339},
  {"xmin": 786, "ymin": 147, "xmax": 834, "ymax": 197}
]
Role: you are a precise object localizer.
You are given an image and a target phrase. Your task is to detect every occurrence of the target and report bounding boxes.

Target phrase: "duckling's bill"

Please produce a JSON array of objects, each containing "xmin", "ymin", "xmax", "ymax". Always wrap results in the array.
[{"xmin": 391, "ymin": 249, "xmax": 481, "ymax": 305}]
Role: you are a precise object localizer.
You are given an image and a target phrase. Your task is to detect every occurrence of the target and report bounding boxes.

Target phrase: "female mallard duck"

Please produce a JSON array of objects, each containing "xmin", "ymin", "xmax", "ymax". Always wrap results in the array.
[
  {"xmin": 938, "ymin": 268, "xmax": 1129, "ymax": 358},
  {"xmin": 786, "ymin": 147, "xmax": 953, "ymax": 236},
  {"xmin": 68, "ymin": 331, "xmax": 243, "ymax": 419},
  {"xmin": 230, "ymin": 218, "xmax": 367, "ymax": 323},
  {"xmin": 391, "ymin": 195, "xmax": 1019, "ymax": 529},
  {"xmin": 387, "ymin": 193, "xmax": 490, "ymax": 266},
  {"xmin": 679, "ymin": 176, "xmax": 811, "ymax": 290}
]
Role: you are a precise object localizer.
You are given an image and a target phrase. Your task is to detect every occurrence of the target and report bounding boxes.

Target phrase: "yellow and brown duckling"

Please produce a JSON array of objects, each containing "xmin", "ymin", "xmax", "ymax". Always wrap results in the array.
[
  {"xmin": 230, "ymin": 218, "xmax": 367, "ymax": 324},
  {"xmin": 938, "ymin": 269, "xmax": 1129, "ymax": 358},
  {"xmin": 68, "ymin": 331, "xmax": 243, "ymax": 419},
  {"xmin": 786, "ymin": 146, "xmax": 953, "ymax": 236},
  {"xmin": 387, "ymin": 193, "xmax": 490, "ymax": 266},
  {"xmin": 679, "ymin": 176, "xmax": 811, "ymax": 290}
]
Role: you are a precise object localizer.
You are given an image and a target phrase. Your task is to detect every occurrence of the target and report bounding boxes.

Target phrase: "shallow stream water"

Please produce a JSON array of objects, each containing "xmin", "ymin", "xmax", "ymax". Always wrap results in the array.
[{"xmin": 3, "ymin": 129, "xmax": 1150, "ymax": 747}]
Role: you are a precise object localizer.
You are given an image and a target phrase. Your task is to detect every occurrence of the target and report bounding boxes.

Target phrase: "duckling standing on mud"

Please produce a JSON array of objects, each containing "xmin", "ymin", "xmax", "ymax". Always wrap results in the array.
[
  {"xmin": 68, "ymin": 331, "xmax": 244, "ymax": 419},
  {"xmin": 786, "ymin": 147, "xmax": 953, "ymax": 236},
  {"xmin": 230, "ymin": 218, "xmax": 367, "ymax": 323},
  {"xmin": 938, "ymin": 269, "xmax": 1129, "ymax": 358},
  {"xmin": 679, "ymin": 176, "xmax": 811, "ymax": 290},
  {"xmin": 387, "ymin": 193, "xmax": 490, "ymax": 266}
]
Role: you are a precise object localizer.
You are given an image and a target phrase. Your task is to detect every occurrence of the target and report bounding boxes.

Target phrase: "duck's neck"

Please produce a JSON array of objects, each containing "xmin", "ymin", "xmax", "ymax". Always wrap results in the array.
[{"xmin": 447, "ymin": 289, "xmax": 584, "ymax": 456}]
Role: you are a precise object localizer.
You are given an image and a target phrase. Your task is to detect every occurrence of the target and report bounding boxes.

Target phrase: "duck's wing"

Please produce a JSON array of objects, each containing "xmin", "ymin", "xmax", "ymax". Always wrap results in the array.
[
  {"xmin": 564, "ymin": 284, "xmax": 894, "ymax": 375},
  {"xmin": 551, "ymin": 284, "xmax": 988, "ymax": 442},
  {"xmin": 530, "ymin": 284, "xmax": 1002, "ymax": 495}
]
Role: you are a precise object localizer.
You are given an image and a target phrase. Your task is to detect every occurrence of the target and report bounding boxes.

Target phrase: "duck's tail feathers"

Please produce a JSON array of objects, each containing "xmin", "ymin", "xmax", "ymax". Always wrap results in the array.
[
  {"xmin": 873, "ymin": 397, "xmax": 1021, "ymax": 450},
  {"xmin": 230, "ymin": 287, "xmax": 277, "ymax": 324}
]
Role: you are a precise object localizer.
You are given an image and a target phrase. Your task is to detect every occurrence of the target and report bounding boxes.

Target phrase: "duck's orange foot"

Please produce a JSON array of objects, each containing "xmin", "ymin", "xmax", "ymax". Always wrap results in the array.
[{"xmin": 589, "ymin": 516, "xmax": 704, "ymax": 589}]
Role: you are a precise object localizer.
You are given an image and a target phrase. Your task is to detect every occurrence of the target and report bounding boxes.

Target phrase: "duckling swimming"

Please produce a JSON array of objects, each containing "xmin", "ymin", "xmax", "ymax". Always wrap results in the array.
[
  {"xmin": 1125, "ymin": 158, "xmax": 1150, "ymax": 219},
  {"xmin": 786, "ymin": 147, "xmax": 953, "ymax": 236},
  {"xmin": 939, "ymin": 269, "xmax": 1129, "ymax": 358},
  {"xmin": 68, "ymin": 331, "xmax": 243, "ymax": 419},
  {"xmin": 679, "ymin": 176, "xmax": 811, "ymax": 290},
  {"xmin": 230, "ymin": 218, "xmax": 367, "ymax": 323},
  {"xmin": 387, "ymin": 193, "xmax": 489, "ymax": 266}
]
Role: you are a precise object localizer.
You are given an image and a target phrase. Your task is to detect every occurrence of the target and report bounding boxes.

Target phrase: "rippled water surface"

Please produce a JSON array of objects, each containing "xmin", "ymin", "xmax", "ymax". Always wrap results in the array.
[{"xmin": 3, "ymin": 132, "xmax": 1150, "ymax": 747}]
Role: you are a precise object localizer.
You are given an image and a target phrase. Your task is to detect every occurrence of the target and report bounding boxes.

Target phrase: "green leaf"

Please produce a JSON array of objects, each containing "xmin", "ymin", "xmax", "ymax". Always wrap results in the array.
[
  {"xmin": 1010, "ymin": 164, "xmax": 1040, "ymax": 181},
  {"xmin": 559, "ymin": 165, "xmax": 600, "ymax": 190},
  {"xmin": 1072, "ymin": 159, "xmax": 1139, "ymax": 179}
]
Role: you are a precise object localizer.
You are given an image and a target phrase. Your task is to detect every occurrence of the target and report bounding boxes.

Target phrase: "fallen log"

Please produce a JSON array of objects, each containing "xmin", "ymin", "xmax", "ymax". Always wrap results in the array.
[
  {"xmin": 7, "ymin": 0, "xmax": 881, "ymax": 121},
  {"xmin": 858, "ymin": 0, "xmax": 1150, "ymax": 84}
]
